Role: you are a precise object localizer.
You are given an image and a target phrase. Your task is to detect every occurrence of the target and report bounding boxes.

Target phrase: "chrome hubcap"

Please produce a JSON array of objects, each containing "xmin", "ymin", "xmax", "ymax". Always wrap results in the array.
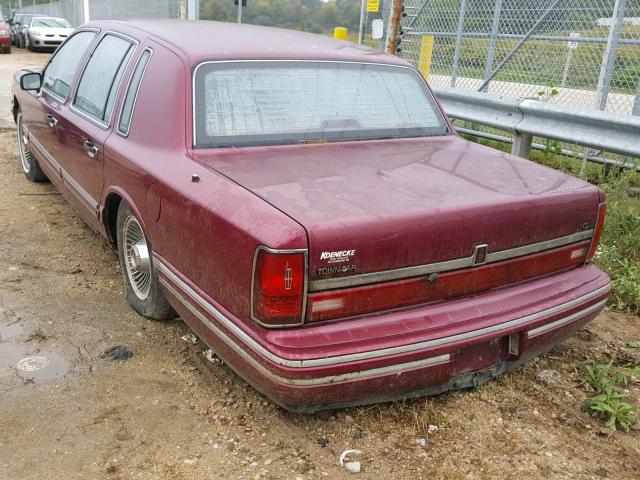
[
  {"xmin": 123, "ymin": 216, "xmax": 151, "ymax": 300},
  {"xmin": 17, "ymin": 114, "xmax": 31, "ymax": 174}
]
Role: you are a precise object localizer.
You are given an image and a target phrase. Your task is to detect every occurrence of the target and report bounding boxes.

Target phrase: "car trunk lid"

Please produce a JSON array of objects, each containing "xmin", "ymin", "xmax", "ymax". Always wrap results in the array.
[{"xmin": 196, "ymin": 135, "xmax": 599, "ymax": 317}]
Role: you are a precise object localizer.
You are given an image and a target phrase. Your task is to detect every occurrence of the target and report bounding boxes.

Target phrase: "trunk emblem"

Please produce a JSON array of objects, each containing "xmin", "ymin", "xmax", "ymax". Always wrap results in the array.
[{"xmin": 473, "ymin": 244, "xmax": 489, "ymax": 266}]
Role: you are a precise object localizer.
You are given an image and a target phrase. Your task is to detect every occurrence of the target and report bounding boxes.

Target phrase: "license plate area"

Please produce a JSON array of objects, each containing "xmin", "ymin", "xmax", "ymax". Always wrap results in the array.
[{"xmin": 451, "ymin": 336, "xmax": 508, "ymax": 376}]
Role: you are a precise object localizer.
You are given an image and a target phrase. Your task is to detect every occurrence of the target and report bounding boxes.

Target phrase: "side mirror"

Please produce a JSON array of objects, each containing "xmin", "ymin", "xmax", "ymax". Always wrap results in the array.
[{"xmin": 20, "ymin": 72, "xmax": 42, "ymax": 91}]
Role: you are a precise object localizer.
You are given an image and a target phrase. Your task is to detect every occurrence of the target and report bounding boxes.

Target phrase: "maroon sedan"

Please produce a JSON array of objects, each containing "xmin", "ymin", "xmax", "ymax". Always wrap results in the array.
[
  {"xmin": 11, "ymin": 20, "xmax": 610, "ymax": 411},
  {"xmin": 0, "ymin": 21, "xmax": 11, "ymax": 53}
]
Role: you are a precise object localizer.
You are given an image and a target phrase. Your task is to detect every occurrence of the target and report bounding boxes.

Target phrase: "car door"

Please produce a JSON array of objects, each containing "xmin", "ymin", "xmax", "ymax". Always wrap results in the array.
[
  {"xmin": 54, "ymin": 33, "xmax": 136, "ymax": 222},
  {"xmin": 25, "ymin": 29, "xmax": 97, "ymax": 174}
]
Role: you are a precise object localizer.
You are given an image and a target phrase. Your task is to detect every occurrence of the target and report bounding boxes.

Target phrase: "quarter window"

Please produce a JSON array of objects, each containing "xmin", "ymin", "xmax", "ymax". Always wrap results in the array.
[
  {"xmin": 118, "ymin": 49, "xmax": 151, "ymax": 135},
  {"xmin": 41, "ymin": 31, "xmax": 96, "ymax": 100},
  {"xmin": 74, "ymin": 34, "xmax": 135, "ymax": 124}
]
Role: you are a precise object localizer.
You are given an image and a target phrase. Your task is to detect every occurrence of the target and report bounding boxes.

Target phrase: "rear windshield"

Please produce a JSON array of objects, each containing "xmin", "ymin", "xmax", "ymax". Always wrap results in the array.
[{"xmin": 193, "ymin": 61, "xmax": 449, "ymax": 148}]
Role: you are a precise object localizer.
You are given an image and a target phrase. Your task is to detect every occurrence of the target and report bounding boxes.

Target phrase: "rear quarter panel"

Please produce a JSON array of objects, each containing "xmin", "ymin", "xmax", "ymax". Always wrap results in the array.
[{"xmin": 102, "ymin": 39, "xmax": 307, "ymax": 325}]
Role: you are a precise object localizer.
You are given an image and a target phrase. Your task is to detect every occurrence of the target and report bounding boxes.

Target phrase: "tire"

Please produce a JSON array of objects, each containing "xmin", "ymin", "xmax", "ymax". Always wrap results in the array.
[
  {"xmin": 16, "ymin": 110, "xmax": 47, "ymax": 182},
  {"xmin": 26, "ymin": 35, "xmax": 32, "ymax": 51},
  {"xmin": 18, "ymin": 36, "xmax": 24, "ymax": 48},
  {"xmin": 116, "ymin": 202, "xmax": 174, "ymax": 320}
]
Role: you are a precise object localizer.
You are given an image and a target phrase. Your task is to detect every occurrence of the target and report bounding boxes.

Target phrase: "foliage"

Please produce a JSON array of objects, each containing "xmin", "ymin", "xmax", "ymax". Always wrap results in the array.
[
  {"xmin": 200, "ymin": 0, "xmax": 361, "ymax": 34},
  {"xmin": 594, "ymin": 172, "xmax": 640, "ymax": 314},
  {"xmin": 580, "ymin": 362, "xmax": 638, "ymax": 431}
]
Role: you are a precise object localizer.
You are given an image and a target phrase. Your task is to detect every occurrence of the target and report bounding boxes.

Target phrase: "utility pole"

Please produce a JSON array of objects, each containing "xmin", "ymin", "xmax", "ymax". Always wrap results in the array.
[
  {"xmin": 237, "ymin": 0, "xmax": 242, "ymax": 24},
  {"xmin": 385, "ymin": 0, "xmax": 404, "ymax": 54}
]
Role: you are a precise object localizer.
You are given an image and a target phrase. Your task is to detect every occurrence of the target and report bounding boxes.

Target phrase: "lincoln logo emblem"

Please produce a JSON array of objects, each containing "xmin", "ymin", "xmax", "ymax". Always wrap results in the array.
[
  {"xmin": 473, "ymin": 244, "xmax": 489, "ymax": 266},
  {"xmin": 284, "ymin": 265, "xmax": 293, "ymax": 290}
]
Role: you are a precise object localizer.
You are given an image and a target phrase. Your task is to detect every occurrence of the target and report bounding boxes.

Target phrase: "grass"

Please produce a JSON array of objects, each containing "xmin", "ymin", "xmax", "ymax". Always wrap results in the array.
[
  {"xmin": 580, "ymin": 362, "xmax": 638, "ymax": 431},
  {"xmin": 459, "ymin": 130, "xmax": 640, "ymax": 314},
  {"xmin": 400, "ymin": 35, "xmax": 640, "ymax": 95}
]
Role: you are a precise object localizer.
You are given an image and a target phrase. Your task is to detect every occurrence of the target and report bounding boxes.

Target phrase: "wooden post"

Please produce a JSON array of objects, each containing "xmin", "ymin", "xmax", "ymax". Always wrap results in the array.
[{"xmin": 385, "ymin": 0, "xmax": 405, "ymax": 55}]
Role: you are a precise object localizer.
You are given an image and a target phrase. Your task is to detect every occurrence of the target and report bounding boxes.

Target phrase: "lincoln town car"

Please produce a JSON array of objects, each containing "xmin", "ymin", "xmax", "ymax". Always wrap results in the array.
[{"xmin": 11, "ymin": 20, "xmax": 610, "ymax": 411}]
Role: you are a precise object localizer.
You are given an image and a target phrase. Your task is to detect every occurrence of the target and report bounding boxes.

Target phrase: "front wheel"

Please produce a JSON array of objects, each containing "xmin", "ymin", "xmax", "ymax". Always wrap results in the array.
[
  {"xmin": 116, "ymin": 202, "xmax": 175, "ymax": 320},
  {"xmin": 16, "ymin": 110, "xmax": 47, "ymax": 182}
]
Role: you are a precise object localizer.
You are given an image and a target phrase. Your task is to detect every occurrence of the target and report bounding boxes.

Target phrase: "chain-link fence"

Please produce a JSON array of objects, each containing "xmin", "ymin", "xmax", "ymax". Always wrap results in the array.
[
  {"xmin": 363, "ymin": 0, "xmax": 640, "ymax": 116},
  {"xmin": 18, "ymin": 0, "xmax": 184, "ymax": 26},
  {"xmin": 18, "ymin": 0, "xmax": 85, "ymax": 26}
]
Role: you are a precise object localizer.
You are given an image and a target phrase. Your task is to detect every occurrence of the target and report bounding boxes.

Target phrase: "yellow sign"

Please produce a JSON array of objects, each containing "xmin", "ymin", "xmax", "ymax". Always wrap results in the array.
[
  {"xmin": 334, "ymin": 27, "xmax": 348, "ymax": 41},
  {"xmin": 418, "ymin": 35, "xmax": 435, "ymax": 80},
  {"xmin": 366, "ymin": 0, "xmax": 380, "ymax": 13}
]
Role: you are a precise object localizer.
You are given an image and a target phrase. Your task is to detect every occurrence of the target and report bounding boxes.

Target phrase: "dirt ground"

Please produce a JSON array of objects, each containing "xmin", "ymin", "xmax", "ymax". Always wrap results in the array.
[
  {"xmin": 0, "ymin": 50, "xmax": 50, "ymax": 128},
  {"xmin": 1, "ymin": 51, "xmax": 640, "ymax": 480}
]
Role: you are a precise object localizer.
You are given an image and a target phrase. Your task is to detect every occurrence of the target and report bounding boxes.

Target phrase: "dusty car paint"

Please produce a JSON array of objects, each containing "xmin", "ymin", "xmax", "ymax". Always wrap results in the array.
[{"xmin": 11, "ymin": 20, "xmax": 610, "ymax": 411}]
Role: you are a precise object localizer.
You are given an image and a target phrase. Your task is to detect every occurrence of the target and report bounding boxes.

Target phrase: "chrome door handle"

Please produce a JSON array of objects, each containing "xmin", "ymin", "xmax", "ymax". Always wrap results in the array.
[
  {"xmin": 83, "ymin": 140, "xmax": 99, "ymax": 158},
  {"xmin": 45, "ymin": 113, "xmax": 58, "ymax": 128}
]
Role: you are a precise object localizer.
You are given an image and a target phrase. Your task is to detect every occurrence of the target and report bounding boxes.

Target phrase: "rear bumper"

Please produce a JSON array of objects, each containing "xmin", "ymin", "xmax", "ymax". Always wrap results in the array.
[{"xmin": 156, "ymin": 256, "xmax": 610, "ymax": 412}]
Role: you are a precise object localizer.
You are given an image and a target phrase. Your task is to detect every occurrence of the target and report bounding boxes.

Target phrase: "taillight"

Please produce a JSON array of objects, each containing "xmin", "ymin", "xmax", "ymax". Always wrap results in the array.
[
  {"xmin": 252, "ymin": 247, "xmax": 307, "ymax": 327},
  {"xmin": 307, "ymin": 240, "xmax": 590, "ymax": 322},
  {"xmin": 586, "ymin": 202, "xmax": 606, "ymax": 261}
]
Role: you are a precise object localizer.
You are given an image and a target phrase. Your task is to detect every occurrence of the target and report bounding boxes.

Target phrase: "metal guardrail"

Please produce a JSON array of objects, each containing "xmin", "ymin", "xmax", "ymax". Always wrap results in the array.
[{"xmin": 432, "ymin": 85, "xmax": 640, "ymax": 163}]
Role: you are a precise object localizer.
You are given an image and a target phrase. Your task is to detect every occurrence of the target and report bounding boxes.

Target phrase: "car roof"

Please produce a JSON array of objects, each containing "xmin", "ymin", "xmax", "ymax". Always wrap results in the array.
[{"xmin": 86, "ymin": 19, "xmax": 410, "ymax": 67}]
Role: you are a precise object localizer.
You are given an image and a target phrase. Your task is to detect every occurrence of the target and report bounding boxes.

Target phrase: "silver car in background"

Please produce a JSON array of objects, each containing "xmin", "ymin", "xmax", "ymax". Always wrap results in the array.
[{"xmin": 25, "ymin": 17, "xmax": 73, "ymax": 52}]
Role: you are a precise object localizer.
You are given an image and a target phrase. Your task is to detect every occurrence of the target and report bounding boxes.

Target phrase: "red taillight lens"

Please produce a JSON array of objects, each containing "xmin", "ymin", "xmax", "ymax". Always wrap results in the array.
[
  {"xmin": 252, "ymin": 248, "xmax": 306, "ymax": 327},
  {"xmin": 587, "ymin": 203, "xmax": 606, "ymax": 261},
  {"xmin": 308, "ymin": 240, "xmax": 590, "ymax": 322}
]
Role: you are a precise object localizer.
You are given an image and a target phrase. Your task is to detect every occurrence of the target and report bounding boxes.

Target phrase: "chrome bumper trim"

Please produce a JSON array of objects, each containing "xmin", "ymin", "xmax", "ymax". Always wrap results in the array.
[
  {"xmin": 162, "ymin": 273, "xmax": 451, "ymax": 386},
  {"xmin": 527, "ymin": 299, "xmax": 607, "ymax": 338},
  {"xmin": 309, "ymin": 230, "xmax": 594, "ymax": 291},
  {"xmin": 154, "ymin": 254, "xmax": 609, "ymax": 371}
]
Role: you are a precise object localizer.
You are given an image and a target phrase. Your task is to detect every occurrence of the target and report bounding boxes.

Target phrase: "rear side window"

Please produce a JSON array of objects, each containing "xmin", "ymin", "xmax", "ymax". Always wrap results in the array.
[
  {"xmin": 74, "ymin": 34, "xmax": 135, "ymax": 124},
  {"xmin": 41, "ymin": 31, "xmax": 96, "ymax": 100},
  {"xmin": 118, "ymin": 48, "xmax": 152, "ymax": 135}
]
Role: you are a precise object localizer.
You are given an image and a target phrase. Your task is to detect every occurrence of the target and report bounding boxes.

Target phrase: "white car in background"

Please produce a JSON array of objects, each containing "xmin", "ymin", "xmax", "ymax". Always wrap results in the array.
[{"xmin": 25, "ymin": 17, "xmax": 73, "ymax": 52}]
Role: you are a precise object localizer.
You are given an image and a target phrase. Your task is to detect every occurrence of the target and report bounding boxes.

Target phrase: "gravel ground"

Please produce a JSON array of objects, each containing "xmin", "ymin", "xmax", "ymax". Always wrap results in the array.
[{"xmin": 1, "ymin": 50, "xmax": 639, "ymax": 480}]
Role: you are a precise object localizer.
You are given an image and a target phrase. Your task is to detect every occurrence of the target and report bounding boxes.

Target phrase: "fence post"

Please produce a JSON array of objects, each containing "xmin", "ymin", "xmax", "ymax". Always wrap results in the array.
[
  {"xmin": 511, "ymin": 133, "xmax": 533, "ymax": 159},
  {"xmin": 358, "ymin": 0, "xmax": 367, "ymax": 45},
  {"xmin": 379, "ymin": 0, "xmax": 391, "ymax": 50},
  {"xmin": 187, "ymin": 0, "xmax": 199, "ymax": 20},
  {"xmin": 82, "ymin": 0, "xmax": 90, "ymax": 22},
  {"xmin": 594, "ymin": 0, "xmax": 626, "ymax": 111},
  {"xmin": 482, "ymin": 0, "xmax": 503, "ymax": 92},
  {"xmin": 633, "ymin": 82, "xmax": 640, "ymax": 116},
  {"xmin": 450, "ymin": 0, "xmax": 467, "ymax": 87}
]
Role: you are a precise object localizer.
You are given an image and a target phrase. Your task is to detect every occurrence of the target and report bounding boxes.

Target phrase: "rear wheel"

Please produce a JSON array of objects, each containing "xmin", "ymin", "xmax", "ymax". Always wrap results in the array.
[
  {"xmin": 16, "ymin": 110, "xmax": 47, "ymax": 182},
  {"xmin": 116, "ymin": 202, "xmax": 174, "ymax": 320}
]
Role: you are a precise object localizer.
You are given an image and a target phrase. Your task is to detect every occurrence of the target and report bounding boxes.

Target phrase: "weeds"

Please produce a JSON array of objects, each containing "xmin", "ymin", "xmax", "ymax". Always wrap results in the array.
[
  {"xmin": 580, "ymin": 362, "xmax": 638, "ymax": 431},
  {"xmin": 594, "ymin": 173, "xmax": 640, "ymax": 314},
  {"xmin": 26, "ymin": 328, "xmax": 49, "ymax": 342}
]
